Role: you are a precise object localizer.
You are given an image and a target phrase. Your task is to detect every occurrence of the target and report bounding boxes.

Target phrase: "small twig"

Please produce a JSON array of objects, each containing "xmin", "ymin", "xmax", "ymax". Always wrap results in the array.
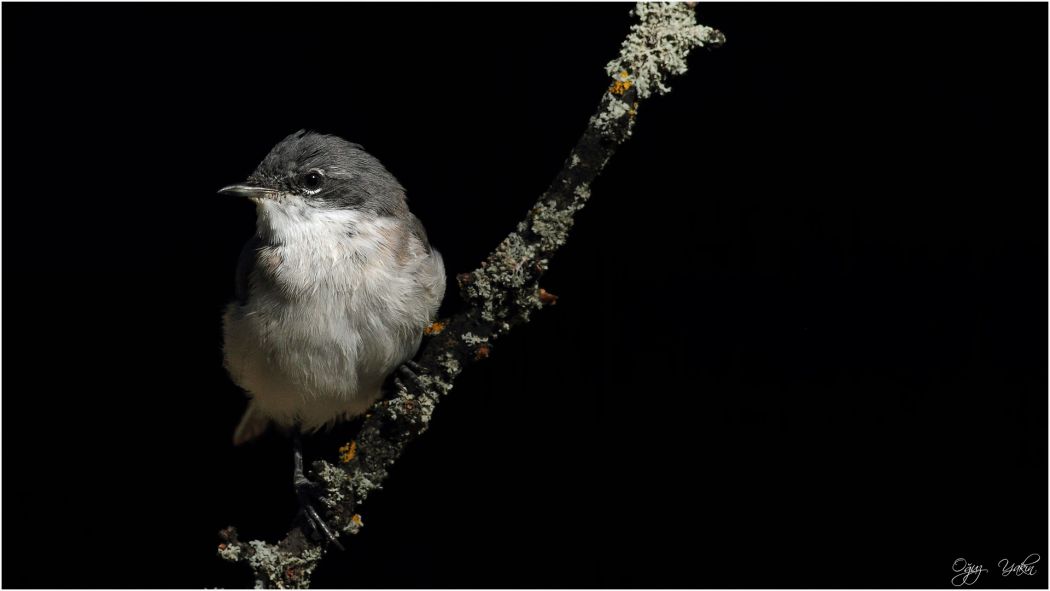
[{"xmin": 218, "ymin": 3, "xmax": 723, "ymax": 588}]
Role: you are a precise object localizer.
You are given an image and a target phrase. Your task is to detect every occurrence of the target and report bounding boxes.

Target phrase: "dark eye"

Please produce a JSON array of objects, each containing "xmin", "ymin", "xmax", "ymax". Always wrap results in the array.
[{"xmin": 302, "ymin": 171, "xmax": 324, "ymax": 191}]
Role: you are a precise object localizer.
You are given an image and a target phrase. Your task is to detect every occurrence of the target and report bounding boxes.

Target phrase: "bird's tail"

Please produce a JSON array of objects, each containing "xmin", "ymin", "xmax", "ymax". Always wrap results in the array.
[{"xmin": 233, "ymin": 401, "xmax": 270, "ymax": 445}]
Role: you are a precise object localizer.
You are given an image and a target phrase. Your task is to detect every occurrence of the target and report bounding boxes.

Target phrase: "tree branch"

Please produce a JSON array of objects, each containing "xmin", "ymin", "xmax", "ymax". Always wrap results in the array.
[{"xmin": 218, "ymin": 4, "xmax": 724, "ymax": 587}]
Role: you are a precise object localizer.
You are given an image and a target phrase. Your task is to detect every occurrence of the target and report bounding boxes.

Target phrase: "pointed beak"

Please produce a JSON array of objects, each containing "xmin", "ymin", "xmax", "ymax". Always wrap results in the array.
[{"xmin": 218, "ymin": 184, "xmax": 278, "ymax": 199}]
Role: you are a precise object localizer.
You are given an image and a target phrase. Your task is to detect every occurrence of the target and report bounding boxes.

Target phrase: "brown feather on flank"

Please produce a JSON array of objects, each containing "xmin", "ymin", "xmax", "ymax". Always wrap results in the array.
[
  {"xmin": 258, "ymin": 247, "xmax": 283, "ymax": 276},
  {"xmin": 378, "ymin": 222, "xmax": 417, "ymax": 266}
]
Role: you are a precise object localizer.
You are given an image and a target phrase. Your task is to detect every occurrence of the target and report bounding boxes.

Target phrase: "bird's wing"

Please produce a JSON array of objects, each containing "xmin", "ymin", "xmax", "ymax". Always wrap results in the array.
[
  {"xmin": 406, "ymin": 214, "xmax": 446, "ymax": 320},
  {"xmin": 406, "ymin": 213, "xmax": 433, "ymax": 254},
  {"xmin": 234, "ymin": 234, "xmax": 263, "ymax": 306}
]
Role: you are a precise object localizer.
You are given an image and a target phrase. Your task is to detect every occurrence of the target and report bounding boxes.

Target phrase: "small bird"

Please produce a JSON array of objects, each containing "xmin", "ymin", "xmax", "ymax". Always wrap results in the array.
[{"xmin": 220, "ymin": 130, "xmax": 445, "ymax": 541}]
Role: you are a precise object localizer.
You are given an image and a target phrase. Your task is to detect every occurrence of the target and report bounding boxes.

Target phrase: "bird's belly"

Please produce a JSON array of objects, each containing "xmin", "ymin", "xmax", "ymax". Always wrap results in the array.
[{"xmin": 223, "ymin": 289, "xmax": 421, "ymax": 430}]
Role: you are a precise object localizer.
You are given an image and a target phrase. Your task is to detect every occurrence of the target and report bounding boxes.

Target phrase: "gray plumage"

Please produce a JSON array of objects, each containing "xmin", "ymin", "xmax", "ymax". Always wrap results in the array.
[{"xmin": 221, "ymin": 130, "xmax": 446, "ymax": 443}]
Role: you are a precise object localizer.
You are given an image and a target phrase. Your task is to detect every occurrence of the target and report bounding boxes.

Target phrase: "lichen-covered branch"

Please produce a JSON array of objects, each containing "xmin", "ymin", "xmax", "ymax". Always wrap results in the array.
[{"xmin": 218, "ymin": 4, "xmax": 723, "ymax": 587}]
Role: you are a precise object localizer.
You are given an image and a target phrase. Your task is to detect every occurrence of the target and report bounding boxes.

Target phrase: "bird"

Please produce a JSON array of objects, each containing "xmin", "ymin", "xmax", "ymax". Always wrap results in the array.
[{"xmin": 220, "ymin": 130, "xmax": 446, "ymax": 543}]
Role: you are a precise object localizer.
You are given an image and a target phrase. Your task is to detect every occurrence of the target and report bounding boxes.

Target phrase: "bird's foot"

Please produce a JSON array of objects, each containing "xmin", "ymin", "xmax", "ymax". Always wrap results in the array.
[
  {"xmin": 294, "ymin": 475, "xmax": 345, "ymax": 551},
  {"xmin": 395, "ymin": 362, "xmax": 427, "ymax": 393}
]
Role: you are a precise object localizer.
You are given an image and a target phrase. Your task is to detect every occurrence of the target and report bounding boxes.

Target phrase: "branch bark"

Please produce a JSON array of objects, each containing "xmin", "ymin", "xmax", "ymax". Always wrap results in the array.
[{"xmin": 218, "ymin": 4, "xmax": 724, "ymax": 587}]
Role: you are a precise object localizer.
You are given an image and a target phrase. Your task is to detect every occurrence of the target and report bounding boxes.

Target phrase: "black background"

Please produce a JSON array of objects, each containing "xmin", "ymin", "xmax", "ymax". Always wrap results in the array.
[{"xmin": 3, "ymin": 3, "xmax": 1047, "ymax": 589}]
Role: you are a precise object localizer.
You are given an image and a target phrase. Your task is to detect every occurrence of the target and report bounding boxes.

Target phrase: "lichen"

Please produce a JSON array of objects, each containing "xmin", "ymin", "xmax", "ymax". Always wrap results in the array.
[
  {"xmin": 244, "ymin": 541, "xmax": 323, "ymax": 589},
  {"xmin": 348, "ymin": 472, "xmax": 380, "ymax": 503},
  {"xmin": 437, "ymin": 351, "xmax": 461, "ymax": 383},
  {"xmin": 463, "ymin": 159, "xmax": 594, "ymax": 327},
  {"xmin": 314, "ymin": 461, "xmax": 353, "ymax": 512},
  {"xmin": 415, "ymin": 391, "xmax": 437, "ymax": 423},
  {"xmin": 218, "ymin": 542, "xmax": 242, "ymax": 562},
  {"xmin": 592, "ymin": 95, "xmax": 636, "ymax": 138},
  {"xmin": 338, "ymin": 441, "xmax": 357, "ymax": 463},
  {"xmin": 530, "ymin": 199, "xmax": 577, "ymax": 251},
  {"xmin": 461, "ymin": 332, "xmax": 489, "ymax": 347},
  {"xmin": 593, "ymin": 3, "xmax": 723, "ymax": 138},
  {"xmin": 606, "ymin": 2, "xmax": 723, "ymax": 100},
  {"xmin": 465, "ymin": 233, "xmax": 532, "ymax": 323},
  {"xmin": 609, "ymin": 70, "xmax": 634, "ymax": 95}
]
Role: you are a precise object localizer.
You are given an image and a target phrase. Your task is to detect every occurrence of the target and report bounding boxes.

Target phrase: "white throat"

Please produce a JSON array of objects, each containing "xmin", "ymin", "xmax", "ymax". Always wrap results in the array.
[{"xmin": 254, "ymin": 194, "xmax": 368, "ymax": 247}]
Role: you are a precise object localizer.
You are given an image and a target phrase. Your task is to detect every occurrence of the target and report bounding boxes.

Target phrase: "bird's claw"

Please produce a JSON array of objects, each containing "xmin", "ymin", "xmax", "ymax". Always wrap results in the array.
[
  {"xmin": 396, "ymin": 363, "xmax": 426, "ymax": 392},
  {"xmin": 294, "ymin": 474, "xmax": 322, "ymax": 495},
  {"xmin": 295, "ymin": 476, "xmax": 345, "ymax": 551}
]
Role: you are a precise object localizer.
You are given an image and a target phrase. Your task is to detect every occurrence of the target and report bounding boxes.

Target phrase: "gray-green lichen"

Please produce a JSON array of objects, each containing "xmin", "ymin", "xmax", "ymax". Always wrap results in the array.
[
  {"xmin": 594, "ymin": 2, "xmax": 723, "ymax": 137},
  {"xmin": 606, "ymin": 2, "xmax": 724, "ymax": 99},
  {"xmin": 245, "ymin": 540, "xmax": 323, "ymax": 589},
  {"xmin": 464, "ymin": 232, "xmax": 538, "ymax": 324},
  {"xmin": 592, "ymin": 95, "xmax": 637, "ymax": 138},
  {"xmin": 461, "ymin": 332, "xmax": 489, "ymax": 347},
  {"xmin": 316, "ymin": 461, "xmax": 353, "ymax": 508},
  {"xmin": 218, "ymin": 542, "xmax": 243, "ymax": 562},
  {"xmin": 464, "ymin": 179, "xmax": 592, "ymax": 327},
  {"xmin": 530, "ymin": 198, "xmax": 578, "ymax": 251},
  {"xmin": 435, "ymin": 350, "xmax": 461, "ymax": 389},
  {"xmin": 348, "ymin": 471, "xmax": 381, "ymax": 502}
]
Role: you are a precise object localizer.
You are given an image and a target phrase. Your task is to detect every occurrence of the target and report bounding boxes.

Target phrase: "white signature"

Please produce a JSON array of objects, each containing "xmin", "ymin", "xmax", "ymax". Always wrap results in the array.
[
  {"xmin": 999, "ymin": 554, "xmax": 1040, "ymax": 577},
  {"xmin": 952, "ymin": 558, "xmax": 988, "ymax": 587}
]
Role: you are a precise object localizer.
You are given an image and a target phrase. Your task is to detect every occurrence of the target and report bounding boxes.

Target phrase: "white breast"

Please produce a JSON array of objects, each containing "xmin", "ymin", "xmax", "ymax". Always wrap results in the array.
[{"xmin": 223, "ymin": 197, "xmax": 443, "ymax": 431}]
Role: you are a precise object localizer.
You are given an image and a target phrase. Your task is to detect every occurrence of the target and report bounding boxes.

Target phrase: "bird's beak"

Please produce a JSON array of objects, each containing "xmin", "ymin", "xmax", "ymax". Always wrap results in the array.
[{"xmin": 218, "ymin": 184, "xmax": 278, "ymax": 199}]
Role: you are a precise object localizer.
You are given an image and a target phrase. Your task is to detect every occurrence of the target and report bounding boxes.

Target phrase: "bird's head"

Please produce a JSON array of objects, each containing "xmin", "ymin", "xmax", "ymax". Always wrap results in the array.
[{"xmin": 220, "ymin": 130, "xmax": 408, "ymax": 237}]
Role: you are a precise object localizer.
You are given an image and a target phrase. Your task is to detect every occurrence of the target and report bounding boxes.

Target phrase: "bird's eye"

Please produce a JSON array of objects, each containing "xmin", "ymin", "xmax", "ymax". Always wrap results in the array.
[{"xmin": 302, "ymin": 171, "xmax": 324, "ymax": 191}]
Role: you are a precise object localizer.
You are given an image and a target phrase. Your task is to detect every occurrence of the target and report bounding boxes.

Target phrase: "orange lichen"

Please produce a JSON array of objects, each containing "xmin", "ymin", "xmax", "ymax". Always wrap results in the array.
[
  {"xmin": 338, "ymin": 441, "xmax": 357, "ymax": 463},
  {"xmin": 538, "ymin": 288, "xmax": 559, "ymax": 305},
  {"xmin": 475, "ymin": 344, "xmax": 491, "ymax": 360},
  {"xmin": 424, "ymin": 320, "xmax": 445, "ymax": 335},
  {"xmin": 351, "ymin": 514, "xmax": 363, "ymax": 526},
  {"xmin": 218, "ymin": 543, "xmax": 227, "ymax": 551},
  {"xmin": 609, "ymin": 71, "xmax": 633, "ymax": 95}
]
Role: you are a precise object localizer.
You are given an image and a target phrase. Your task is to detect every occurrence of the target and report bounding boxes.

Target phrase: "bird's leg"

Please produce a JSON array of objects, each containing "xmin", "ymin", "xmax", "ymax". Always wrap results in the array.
[
  {"xmin": 292, "ymin": 427, "xmax": 345, "ymax": 550},
  {"xmin": 395, "ymin": 362, "xmax": 426, "ymax": 393},
  {"xmin": 291, "ymin": 428, "xmax": 318, "ymax": 493}
]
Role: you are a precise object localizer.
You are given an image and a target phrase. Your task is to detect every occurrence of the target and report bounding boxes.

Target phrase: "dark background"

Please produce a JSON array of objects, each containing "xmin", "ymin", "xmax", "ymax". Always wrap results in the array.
[{"xmin": 3, "ymin": 3, "xmax": 1046, "ymax": 589}]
